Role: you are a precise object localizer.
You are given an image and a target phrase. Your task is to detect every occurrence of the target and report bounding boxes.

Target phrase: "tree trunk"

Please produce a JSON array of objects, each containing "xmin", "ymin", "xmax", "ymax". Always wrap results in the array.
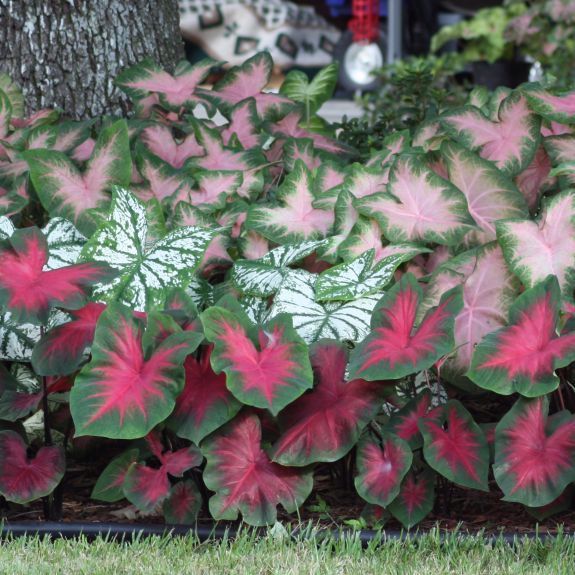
[{"xmin": 0, "ymin": 0, "xmax": 185, "ymax": 119}]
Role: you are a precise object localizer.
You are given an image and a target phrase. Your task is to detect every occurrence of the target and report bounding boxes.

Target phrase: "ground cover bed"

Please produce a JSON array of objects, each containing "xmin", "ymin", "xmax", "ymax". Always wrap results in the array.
[{"xmin": 1, "ymin": 53, "xmax": 575, "ymax": 535}]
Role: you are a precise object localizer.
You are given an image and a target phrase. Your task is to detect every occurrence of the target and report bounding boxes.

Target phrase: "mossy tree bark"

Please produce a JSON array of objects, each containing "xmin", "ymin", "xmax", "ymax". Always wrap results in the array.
[{"xmin": 0, "ymin": 0, "xmax": 184, "ymax": 119}]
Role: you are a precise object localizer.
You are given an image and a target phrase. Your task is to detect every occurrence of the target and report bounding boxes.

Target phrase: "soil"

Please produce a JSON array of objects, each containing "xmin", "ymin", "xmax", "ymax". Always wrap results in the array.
[{"xmin": 2, "ymin": 457, "xmax": 575, "ymax": 536}]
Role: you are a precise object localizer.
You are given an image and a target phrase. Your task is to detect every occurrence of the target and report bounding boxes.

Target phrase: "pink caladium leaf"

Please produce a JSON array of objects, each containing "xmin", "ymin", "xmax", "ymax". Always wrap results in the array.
[
  {"xmin": 494, "ymin": 396, "xmax": 575, "ymax": 507},
  {"xmin": 271, "ymin": 341, "xmax": 389, "ymax": 466},
  {"xmin": 423, "ymin": 243, "xmax": 518, "ymax": 380},
  {"xmin": 442, "ymin": 93, "xmax": 541, "ymax": 176},
  {"xmin": 141, "ymin": 124, "xmax": 203, "ymax": 169},
  {"xmin": 202, "ymin": 412, "xmax": 313, "ymax": 526},
  {"xmin": 163, "ymin": 480, "xmax": 202, "ymax": 525},
  {"xmin": 31, "ymin": 302, "xmax": 107, "ymax": 375},
  {"xmin": 387, "ymin": 467, "xmax": 436, "ymax": 529},
  {"xmin": 199, "ymin": 52, "xmax": 292, "ymax": 117},
  {"xmin": 201, "ymin": 306, "xmax": 313, "ymax": 415},
  {"xmin": 387, "ymin": 390, "xmax": 432, "ymax": 449},
  {"xmin": 24, "ymin": 120, "xmax": 131, "ymax": 234},
  {"xmin": 355, "ymin": 432, "xmax": 413, "ymax": 508},
  {"xmin": 0, "ymin": 227, "xmax": 114, "ymax": 325},
  {"xmin": 189, "ymin": 170, "xmax": 243, "ymax": 210},
  {"xmin": 441, "ymin": 141, "xmax": 528, "ymax": 242},
  {"xmin": 221, "ymin": 98, "xmax": 262, "ymax": 150},
  {"xmin": 343, "ymin": 163, "xmax": 389, "ymax": 199},
  {"xmin": 70, "ymin": 304, "xmax": 204, "ymax": 439},
  {"xmin": 168, "ymin": 346, "xmax": 242, "ymax": 445},
  {"xmin": 356, "ymin": 155, "xmax": 475, "ymax": 246},
  {"xmin": 0, "ymin": 89, "xmax": 11, "ymax": 139},
  {"xmin": 349, "ymin": 273, "xmax": 463, "ymax": 381},
  {"xmin": 246, "ymin": 161, "xmax": 334, "ymax": 243},
  {"xmin": 0, "ymin": 181, "xmax": 27, "ymax": 216},
  {"xmin": 91, "ymin": 448, "xmax": 140, "ymax": 502},
  {"xmin": 496, "ymin": 190, "xmax": 575, "ymax": 298},
  {"xmin": 419, "ymin": 400, "xmax": 489, "ymax": 491},
  {"xmin": 525, "ymin": 86, "xmax": 575, "ymax": 124},
  {"xmin": 514, "ymin": 146, "xmax": 552, "ymax": 212},
  {"xmin": 467, "ymin": 276, "xmax": 575, "ymax": 397},
  {"xmin": 0, "ymin": 430, "xmax": 65, "ymax": 504},
  {"xmin": 116, "ymin": 57, "xmax": 217, "ymax": 109}
]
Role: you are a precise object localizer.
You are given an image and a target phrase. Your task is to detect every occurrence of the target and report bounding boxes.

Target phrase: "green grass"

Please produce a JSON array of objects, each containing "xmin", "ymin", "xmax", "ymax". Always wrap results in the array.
[{"xmin": 0, "ymin": 525, "xmax": 574, "ymax": 574}]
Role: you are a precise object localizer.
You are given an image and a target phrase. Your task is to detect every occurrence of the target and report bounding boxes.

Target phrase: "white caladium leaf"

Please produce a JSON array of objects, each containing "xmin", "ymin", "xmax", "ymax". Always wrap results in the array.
[
  {"xmin": 267, "ymin": 270, "xmax": 379, "ymax": 343},
  {"xmin": 442, "ymin": 141, "xmax": 528, "ymax": 242},
  {"xmin": 0, "ymin": 216, "xmax": 14, "ymax": 240},
  {"xmin": 80, "ymin": 187, "xmax": 214, "ymax": 312},
  {"xmin": 187, "ymin": 277, "xmax": 215, "ymax": 311},
  {"xmin": 442, "ymin": 93, "xmax": 541, "ymax": 176},
  {"xmin": 240, "ymin": 295, "xmax": 270, "ymax": 325},
  {"xmin": 356, "ymin": 155, "xmax": 475, "ymax": 245},
  {"xmin": 246, "ymin": 161, "xmax": 334, "ymax": 243},
  {"xmin": 42, "ymin": 217, "xmax": 86, "ymax": 270},
  {"xmin": 496, "ymin": 190, "xmax": 575, "ymax": 298},
  {"xmin": 315, "ymin": 246, "xmax": 429, "ymax": 302},
  {"xmin": 232, "ymin": 239, "xmax": 327, "ymax": 297}
]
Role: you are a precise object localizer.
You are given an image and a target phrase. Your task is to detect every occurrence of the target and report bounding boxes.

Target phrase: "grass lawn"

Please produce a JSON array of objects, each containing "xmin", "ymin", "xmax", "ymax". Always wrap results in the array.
[{"xmin": 0, "ymin": 526, "xmax": 574, "ymax": 574}]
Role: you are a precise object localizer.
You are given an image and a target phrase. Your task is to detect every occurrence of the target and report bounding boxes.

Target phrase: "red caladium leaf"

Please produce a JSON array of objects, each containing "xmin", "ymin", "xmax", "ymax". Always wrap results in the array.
[
  {"xmin": 387, "ymin": 391, "xmax": 432, "ymax": 449},
  {"xmin": 163, "ymin": 480, "xmax": 202, "ymax": 525},
  {"xmin": 271, "ymin": 341, "xmax": 389, "ymax": 466},
  {"xmin": 467, "ymin": 276, "xmax": 575, "ymax": 397},
  {"xmin": 494, "ymin": 396, "xmax": 575, "ymax": 507},
  {"xmin": 355, "ymin": 432, "xmax": 413, "ymax": 508},
  {"xmin": 31, "ymin": 302, "xmax": 106, "ymax": 375},
  {"xmin": 202, "ymin": 413, "xmax": 313, "ymax": 526},
  {"xmin": 168, "ymin": 346, "xmax": 242, "ymax": 445},
  {"xmin": 442, "ymin": 93, "xmax": 541, "ymax": 176},
  {"xmin": 0, "ymin": 227, "xmax": 114, "ymax": 325},
  {"xmin": 116, "ymin": 58, "xmax": 216, "ymax": 109},
  {"xmin": 201, "ymin": 306, "xmax": 313, "ymax": 416},
  {"xmin": 419, "ymin": 400, "xmax": 489, "ymax": 491},
  {"xmin": 70, "ymin": 304, "xmax": 203, "ymax": 439},
  {"xmin": 387, "ymin": 467, "xmax": 436, "ymax": 529},
  {"xmin": 141, "ymin": 125, "xmax": 203, "ymax": 169},
  {"xmin": 24, "ymin": 120, "xmax": 131, "ymax": 234},
  {"xmin": 199, "ymin": 52, "xmax": 292, "ymax": 117},
  {"xmin": 91, "ymin": 448, "xmax": 140, "ymax": 502},
  {"xmin": 0, "ymin": 430, "xmax": 65, "ymax": 504},
  {"xmin": 349, "ymin": 274, "xmax": 463, "ymax": 381},
  {"xmin": 356, "ymin": 154, "xmax": 475, "ymax": 246}
]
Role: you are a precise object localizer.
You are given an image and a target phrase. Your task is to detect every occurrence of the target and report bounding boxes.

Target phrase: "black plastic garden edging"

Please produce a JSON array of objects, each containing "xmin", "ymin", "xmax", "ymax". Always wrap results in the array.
[{"xmin": 0, "ymin": 521, "xmax": 561, "ymax": 546}]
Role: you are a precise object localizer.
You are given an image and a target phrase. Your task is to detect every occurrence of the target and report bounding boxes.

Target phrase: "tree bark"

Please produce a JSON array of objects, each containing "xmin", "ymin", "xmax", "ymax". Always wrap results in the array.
[{"xmin": 0, "ymin": 0, "xmax": 185, "ymax": 119}]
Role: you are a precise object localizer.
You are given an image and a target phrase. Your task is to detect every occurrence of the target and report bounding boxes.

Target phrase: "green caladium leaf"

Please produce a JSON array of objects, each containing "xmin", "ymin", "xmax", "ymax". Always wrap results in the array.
[
  {"xmin": 91, "ymin": 448, "xmax": 140, "ymax": 502},
  {"xmin": 267, "ymin": 270, "xmax": 380, "ymax": 343},
  {"xmin": 80, "ymin": 187, "xmax": 214, "ymax": 312},
  {"xmin": 315, "ymin": 246, "xmax": 429, "ymax": 302},
  {"xmin": 232, "ymin": 239, "xmax": 327, "ymax": 297}
]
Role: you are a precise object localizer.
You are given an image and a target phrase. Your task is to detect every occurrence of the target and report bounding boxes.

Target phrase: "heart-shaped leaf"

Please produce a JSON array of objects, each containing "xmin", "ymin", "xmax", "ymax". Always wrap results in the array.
[
  {"xmin": 163, "ymin": 480, "xmax": 202, "ymax": 525},
  {"xmin": 91, "ymin": 448, "xmax": 140, "ymax": 502},
  {"xmin": 387, "ymin": 467, "xmax": 436, "ymax": 529}
]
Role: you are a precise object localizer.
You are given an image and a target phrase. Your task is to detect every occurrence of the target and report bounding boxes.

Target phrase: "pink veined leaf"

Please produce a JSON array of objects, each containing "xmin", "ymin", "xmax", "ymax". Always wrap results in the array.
[
  {"xmin": 355, "ymin": 432, "xmax": 413, "ymax": 508},
  {"xmin": 283, "ymin": 138, "xmax": 323, "ymax": 171},
  {"xmin": 496, "ymin": 190, "xmax": 575, "ymax": 297},
  {"xmin": 525, "ymin": 87, "xmax": 575, "ymax": 123},
  {"xmin": 0, "ymin": 89, "xmax": 11, "ymax": 139},
  {"xmin": 189, "ymin": 171, "xmax": 242, "ymax": 209},
  {"xmin": 356, "ymin": 155, "xmax": 475, "ymax": 246},
  {"xmin": 388, "ymin": 391, "xmax": 432, "ymax": 449},
  {"xmin": 344, "ymin": 164, "xmax": 389, "ymax": 199},
  {"xmin": 141, "ymin": 125, "xmax": 203, "ymax": 169},
  {"xmin": 514, "ymin": 146, "xmax": 553, "ymax": 211},
  {"xmin": 494, "ymin": 396, "xmax": 575, "ymax": 507},
  {"xmin": 168, "ymin": 346, "xmax": 241, "ymax": 445},
  {"xmin": 271, "ymin": 341, "xmax": 389, "ymax": 466},
  {"xmin": 0, "ymin": 430, "xmax": 65, "ymax": 504},
  {"xmin": 349, "ymin": 273, "xmax": 463, "ymax": 381},
  {"xmin": 201, "ymin": 412, "xmax": 314, "ymax": 526},
  {"xmin": 544, "ymin": 134, "xmax": 575, "ymax": 188},
  {"xmin": 199, "ymin": 52, "xmax": 293, "ymax": 117},
  {"xmin": 467, "ymin": 276, "xmax": 575, "ymax": 397},
  {"xmin": 201, "ymin": 306, "xmax": 313, "ymax": 415},
  {"xmin": 71, "ymin": 137, "xmax": 96, "ymax": 162},
  {"xmin": 541, "ymin": 121, "xmax": 572, "ymax": 137},
  {"xmin": 442, "ymin": 93, "xmax": 541, "ymax": 175},
  {"xmin": 241, "ymin": 231, "xmax": 270, "ymax": 260},
  {"xmin": 0, "ymin": 227, "xmax": 114, "ymax": 324},
  {"xmin": 31, "ymin": 302, "xmax": 107, "ymax": 375},
  {"xmin": 442, "ymin": 141, "xmax": 528, "ymax": 242},
  {"xmin": 116, "ymin": 57, "xmax": 216, "ymax": 108},
  {"xmin": 70, "ymin": 304, "xmax": 203, "ymax": 439},
  {"xmin": 387, "ymin": 468, "xmax": 436, "ymax": 529},
  {"xmin": 419, "ymin": 400, "xmax": 489, "ymax": 490},
  {"xmin": 317, "ymin": 163, "xmax": 346, "ymax": 192},
  {"xmin": 91, "ymin": 448, "xmax": 140, "ymax": 502},
  {"xmin": 423, "ymin": 243, "xmax": 518, "ymax": 379},
  {"xmin": 163, "ymin": 480, "xmax": 202, "ymax": 525},
  {"xmin": 246, "ymin": 161, "xmax": 334, "ymax": 243},
  {"xmin": 221, "ymin": 98, "xmax": 261, "ymax": 150}
]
